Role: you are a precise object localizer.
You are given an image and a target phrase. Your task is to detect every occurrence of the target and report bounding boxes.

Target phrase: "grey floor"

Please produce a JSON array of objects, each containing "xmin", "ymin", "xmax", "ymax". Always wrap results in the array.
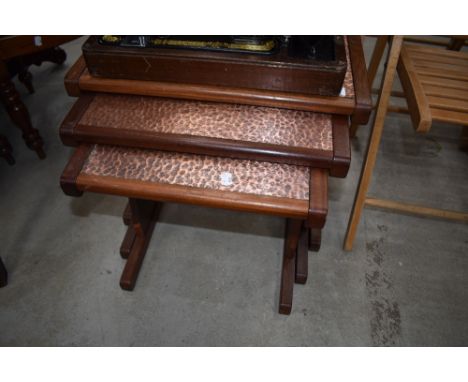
[{"xmin": 0, "ymin": 37, "xmax": 467, "ymax": 346}]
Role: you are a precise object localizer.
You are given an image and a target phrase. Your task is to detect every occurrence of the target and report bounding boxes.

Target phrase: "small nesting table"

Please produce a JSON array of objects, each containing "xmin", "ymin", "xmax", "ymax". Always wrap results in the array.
[{"xmin": 61, "ymin": 144, "xmax": 328, "ymax": 314}]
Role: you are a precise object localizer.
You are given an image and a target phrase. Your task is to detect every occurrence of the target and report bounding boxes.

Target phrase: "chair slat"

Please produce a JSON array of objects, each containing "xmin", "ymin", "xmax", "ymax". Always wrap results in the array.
[
  {"xmin": 413, "ymin": 60, "xmax": 468, "ymax": 75},
  {"xmin": 431, "ymin": 108, "xmax": 468, "ymax": 125},
  {"xmin": 423, "ymin": 84, "xmax": 468, "ymax": 100},
  {"xmin": 428, "ymin": 96, "xmax": 468, "ymax": 113},
  {"xmin": 416, "ymin": 67, "xmax": 468, "ymax": 81},
  {"xmin": 407, "ymin": 49, "xmax": 468, "ymax": 66},
  {"xmin": 419, "ymin": 75, "xmax": 468, "ymax": 90},
  {"xmin": 397, "ymin": 45, "xmax": 432, "ymax": 132},
  {"xmin": 406, "ymin": 44, "xmax": 468, "ymax": 60}
]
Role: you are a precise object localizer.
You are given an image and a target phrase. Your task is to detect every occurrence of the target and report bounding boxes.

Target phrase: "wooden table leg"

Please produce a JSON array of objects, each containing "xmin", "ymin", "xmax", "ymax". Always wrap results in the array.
[
  {"xmin": 120, "ymin": 199, "xmax": 161, "ymax": 291},
  {"xmin": 309, "ymin": 228, "xmax": 322, "ymax": 252},
  {"xmin": 120, "ymin": 201, "xmax": 136, "ymax": 259},
  {"xmin": 122, "ymin": 202, "xmax": 132, "ymax": 225},
  {"xmin": 0, "ymin": 257, "xmax": 7, "ymax": 288},
  {"xmin": 0, "ymin": 62, "xmax": 45, "ymax": 159},
  {"xmin": 120, "ymin": 224, "xmax": 136, "ymax": 260},
  {"xmin": 279, "ymin": 219, "xmax": 302, "ymax": 315},
  {"xmin": 0, "ymin": 134, "xmax": 15, "ymax": 165},
  {"xmin": 295, "ymin": 223, "xmax": 309, "ymax": 284}
]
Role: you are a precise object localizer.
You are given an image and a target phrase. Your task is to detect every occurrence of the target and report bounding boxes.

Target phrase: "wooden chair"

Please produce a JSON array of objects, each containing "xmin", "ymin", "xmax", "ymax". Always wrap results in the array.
[{"xmin": 344, "ymin": 36, "xmax": 468, "ymax": 251}]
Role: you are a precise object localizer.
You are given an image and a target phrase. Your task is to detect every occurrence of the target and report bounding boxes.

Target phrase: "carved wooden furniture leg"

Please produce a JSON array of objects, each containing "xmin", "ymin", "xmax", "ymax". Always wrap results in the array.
[
  {"xmin": 120, "ymin": 198, "xmax": 161, "ymax": 291},
  {"xmin": 0, "ymin": 62, "xmax": 45, "ymax": 159},
  {"xmin": 279, "ymin": 218, "xmax": 302, "ymax": 315},
  {"xmin": 295, "ymin": 223, "xmax": 309, "ymax": 284},
  {"xmin": 0, "ymin": 256, "xmax": 7, "ymax": 288},
  {"xmin": 0, "ymin": 134, "xmax": 15, "ymax": 165},
  {"xmin": 120, "ymin": 201, "xmax": 136, "ymax": 259}
]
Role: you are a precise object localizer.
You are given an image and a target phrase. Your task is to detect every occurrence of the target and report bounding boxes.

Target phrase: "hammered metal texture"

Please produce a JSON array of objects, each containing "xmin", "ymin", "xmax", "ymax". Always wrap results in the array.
[
  {"xmin": 79, "ymin": 95, "xmax": 333, "ymax": 152},
  {"xmin": 82, "ymin": 145, "xmax": 310, "ymax": 201}
]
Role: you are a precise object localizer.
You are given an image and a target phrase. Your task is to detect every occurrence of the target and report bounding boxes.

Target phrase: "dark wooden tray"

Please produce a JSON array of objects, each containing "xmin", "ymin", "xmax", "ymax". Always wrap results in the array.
[
  {"xmin": 82, "ymin": 35, "xmax": 347, "ymax": 97},
  {"xmin": 60, "ymin": 93, "xmax": 351, "ymax": 177}
]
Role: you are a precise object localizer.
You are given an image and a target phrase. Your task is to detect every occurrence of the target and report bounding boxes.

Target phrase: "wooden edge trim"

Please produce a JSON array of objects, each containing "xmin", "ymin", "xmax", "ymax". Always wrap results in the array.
[
  {"xmin": 330, "ymin": 115, "xmax": 351, "ymax": 178},
  {"xmin": 348, "ymin": 36, "xmax": 373, "ymax": 125},
  {"xmin": 78, "ymin": 70, "xmax": 355, "ymax": 115},
  {"xmin": 75, "ymin": 173, "xmax": 309, "ymax": 219},
  {"xmin": 73, "ymin": 123, "xmax": 333, "ymax": 168},
  {"xmin": 397, "ymin": 45, "xmax": 432, "ymax": 133},
  {"xmin": 60, "ymin": 144, "xmax": 93, "ymax": 197},
  {"xmin": 59, "ymin": 94, "xmax": 96, "ymax": 147},
  {"xmin": 308, "ymin": 169, "xmax": 328, "ymax": 228},
  {"xmin": 64, "ymin": 56, "xmax": 86, "ymax": 97}
]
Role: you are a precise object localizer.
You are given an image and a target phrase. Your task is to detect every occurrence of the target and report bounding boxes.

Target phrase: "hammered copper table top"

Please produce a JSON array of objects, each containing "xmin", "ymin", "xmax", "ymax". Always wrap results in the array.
[
  {"xmin": 79, "ymin": 94, "xmax": 334, "ymax": 152},
  {"xmin": 81, "ymin": 145, "xmax": 310, "ymax": 201}
]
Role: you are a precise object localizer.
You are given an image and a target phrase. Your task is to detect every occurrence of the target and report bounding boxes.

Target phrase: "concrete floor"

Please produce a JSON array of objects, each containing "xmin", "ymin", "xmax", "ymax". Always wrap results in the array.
[{"xmin": 0, "ymin": 37, "xmax": 467, "ymax": 346}]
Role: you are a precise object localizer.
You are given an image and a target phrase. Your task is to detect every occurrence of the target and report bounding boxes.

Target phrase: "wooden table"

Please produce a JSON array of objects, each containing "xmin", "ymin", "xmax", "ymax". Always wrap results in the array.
[
  {"xmin": 58, "ymin": 36, "xmax": 372, "ymax": 314},
  {"xmin": 0, "ymin": 35, "xmax": 78, "ymax": 160},
  {"xmin": 61, "ymin": 144, "xmax": 328, "ymax": 314}
]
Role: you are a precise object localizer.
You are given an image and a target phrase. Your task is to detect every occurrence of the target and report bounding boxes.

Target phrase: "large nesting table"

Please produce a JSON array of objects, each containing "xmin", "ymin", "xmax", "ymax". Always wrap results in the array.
[{"xmin": 59, "ymin": 36, "xmax": 371, "ymax": 314}]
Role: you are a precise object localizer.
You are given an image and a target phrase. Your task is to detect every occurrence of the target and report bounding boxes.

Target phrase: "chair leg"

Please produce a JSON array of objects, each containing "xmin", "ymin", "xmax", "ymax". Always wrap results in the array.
[
  {"xmin": 295, "ymin": 223, "xmax": 309, "ymax": 284},
  {"xmin": 0, "ymin": 257, "xmax": 7, "ymax": 288},
  {"xmin": 344, "ymin": 37, "xmax": 403, "ymax": 251},
  {"xmin": 279, "ymin": 219, "xmax": 302, "ymax": 315},
  {"xmin": 119, "ymin": 199, "xmax": 161, "ymax": 291}
]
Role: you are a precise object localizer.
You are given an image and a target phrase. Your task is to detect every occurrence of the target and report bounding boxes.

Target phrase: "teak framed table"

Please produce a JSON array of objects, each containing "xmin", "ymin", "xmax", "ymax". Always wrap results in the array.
[
  {"xmin": 61, "ymin": 144, "xmax": 328, "ymax": 314},
  {"xmin": 58, "ymin": 35, "xmax": 372, "ymax": 314}
]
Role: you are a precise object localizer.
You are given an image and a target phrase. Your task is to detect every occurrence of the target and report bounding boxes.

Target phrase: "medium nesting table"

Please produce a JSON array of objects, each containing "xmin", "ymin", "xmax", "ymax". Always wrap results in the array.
[{"xmin": 60, "ymin": 94, "xmax": 338, "ymax": 315}]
